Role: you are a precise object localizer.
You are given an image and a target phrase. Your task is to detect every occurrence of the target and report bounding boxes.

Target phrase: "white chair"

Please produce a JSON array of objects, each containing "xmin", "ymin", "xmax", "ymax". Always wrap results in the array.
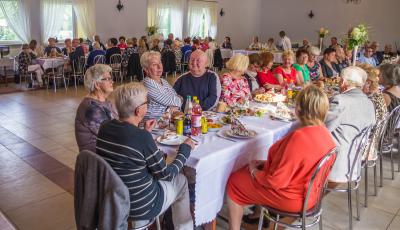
[{"xmin": 110, "ymin": 54, "xmax": 123, "ymax": 83}]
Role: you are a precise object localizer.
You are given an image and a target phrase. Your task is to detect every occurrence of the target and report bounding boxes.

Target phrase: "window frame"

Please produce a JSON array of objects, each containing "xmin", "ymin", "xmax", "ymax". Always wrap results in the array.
[{"xmin": 0, "ymin": 0, "xmax": 23, "ymax": 45}]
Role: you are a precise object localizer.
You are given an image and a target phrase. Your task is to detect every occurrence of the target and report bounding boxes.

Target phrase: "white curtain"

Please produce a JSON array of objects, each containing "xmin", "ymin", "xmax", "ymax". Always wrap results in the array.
[
  {"xmin": 40, "ymin": 0, "xmax": 65, "ymax": 44},
  {"xmin": 72, "ymin": 0, "xmax": 96, "ymax": 39},
  {"xmin": 0, "ymin": 0, "xmax": 31, "ymax": 43},
  {"xmin": 147, "ymin": 0, "xmax": 184, "ymax": 39},
  {"xmin": 187, "ymin": 0, "xmax": 217, "ymax": 38}
]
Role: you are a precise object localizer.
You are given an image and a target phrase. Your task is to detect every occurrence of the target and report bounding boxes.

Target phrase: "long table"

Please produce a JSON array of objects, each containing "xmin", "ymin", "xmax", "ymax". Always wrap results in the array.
[{"xmin": 157, "ymin": 105, "xmax": 297, "ymax": 225}]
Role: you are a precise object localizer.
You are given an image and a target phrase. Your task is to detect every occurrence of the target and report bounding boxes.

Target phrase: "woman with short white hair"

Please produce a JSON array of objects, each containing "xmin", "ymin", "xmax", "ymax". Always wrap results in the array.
[
  {"xmin": 325, "ymin": 66, "xmax": 376, "ymax": 186},
  {"xmin": 306, "ymin": 46, "xmax": 323, "ymax": 81},
  {"xmin": 96, "ymin": 82, "xmax": 194, "ymax": 229},
  {"xmin": 141, "ymin": 51, "xmax": 183, "ymax": 122},
  {"xmin": 75, "ymin": 64, "xmax": 116, "ymax": 152}
]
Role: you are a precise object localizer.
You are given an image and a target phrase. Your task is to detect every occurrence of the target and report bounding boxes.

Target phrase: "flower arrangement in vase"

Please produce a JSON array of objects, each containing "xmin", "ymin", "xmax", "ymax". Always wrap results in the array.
[
  {"xmin": 347, "ymin": 24, "xmax": 369, "ymax": 65},
  {"xmin": 146, "ymin": 26, "xmax": 158, "ymax": 36},
  {"xmin": 318, "ymin": 27, "xmax": 329, "ymax": 52}
]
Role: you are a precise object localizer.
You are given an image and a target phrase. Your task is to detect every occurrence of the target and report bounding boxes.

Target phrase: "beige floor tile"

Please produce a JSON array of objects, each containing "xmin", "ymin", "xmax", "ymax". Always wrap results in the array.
[
  {"xmin": 0, "ymin": 173, "xmax": 65, "ymax": 212},
  {"xmin": 6, "ymin": 193, "xmax": 75, "ymax": 230},
  {"xmin": 26, "ymin": 137, "xmax": 61, "ymax": 152},
  {"xmin": 388, "ymin": 215, "xmax": 400, "ymax": 230},
  {"xmin": 45, "ymin": 147, "xmax": 78, "ymax": 170},
  {"xmin": 0, "ymin": 150, "xmax": 40, "ymax": 185}
]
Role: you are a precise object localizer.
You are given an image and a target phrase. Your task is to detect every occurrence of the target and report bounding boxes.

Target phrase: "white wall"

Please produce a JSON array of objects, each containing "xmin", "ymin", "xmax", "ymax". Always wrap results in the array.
[{"xmin": 260, "ymin": 0, "xmax": 400, "ymax": 48}]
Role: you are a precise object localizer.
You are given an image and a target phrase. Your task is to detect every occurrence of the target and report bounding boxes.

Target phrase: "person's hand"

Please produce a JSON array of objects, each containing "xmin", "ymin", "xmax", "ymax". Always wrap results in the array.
[
  {"xmin": 169, "ymin": 106, "xmax": 180, "ymax": 113},
  {"xmin": 183, "ymin": 138, "xmax": 195, "ymax": 150},
  {"xmin": 144, "ymin": 119, "xmax": 156, "ymax": 132}
]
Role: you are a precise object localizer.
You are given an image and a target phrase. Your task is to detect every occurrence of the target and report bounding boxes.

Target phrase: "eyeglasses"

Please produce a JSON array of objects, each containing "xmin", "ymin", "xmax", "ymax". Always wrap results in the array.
[
  {"xmin": 135, "ymin": 100, "xmax": 148, "ymax": 114},
  {"xmin": 101, "ymin": 77, "xmax": 113, "ymax": 82}
]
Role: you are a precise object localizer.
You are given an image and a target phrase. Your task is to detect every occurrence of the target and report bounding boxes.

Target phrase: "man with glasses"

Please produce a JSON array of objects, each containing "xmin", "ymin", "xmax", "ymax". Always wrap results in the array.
[
  {"xmin": 358, "ymin": 46, "xmax": 378, "ymax": 67},
  {"xmin": 75, "ymin": 64, "xmax": 117, "ymax": 152}
]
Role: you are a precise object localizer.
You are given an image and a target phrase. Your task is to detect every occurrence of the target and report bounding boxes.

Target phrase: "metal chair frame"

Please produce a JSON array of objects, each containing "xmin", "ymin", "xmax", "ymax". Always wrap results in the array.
[
  {"xmin": 363, "ymin": 113, "xmax": 389, "ymax": 207},
  {"xmin": 45, "ymin": 61, "xmax": 67, "ymax": 92},
  {"xmin": 70, "ymin": 56, "xmax": 86, "ymax": 89},
  {"xmin": 258, "ymin": 148, "xmax": 338, "ymax": 230},
  {"xmin": 93, "ymin": 55, "xmax": 105, "ymax": 64},
  {"xmin": 325, "ymin": 126, "xmax": 372, "ymax": 230},
  {"xmin": 19, "ymin": 70, "xmax": 35, "ymax": 88},
  {"xmin": 110, "ymin": 54, "xmax": 123, "ymax": 83},
  {"xmin": 181, "ymin": 50, "xmax": 192, "ymax": 72},
  {"xmin": 379, "ymin": 105, "xmax": 400, "ymax": 186}
]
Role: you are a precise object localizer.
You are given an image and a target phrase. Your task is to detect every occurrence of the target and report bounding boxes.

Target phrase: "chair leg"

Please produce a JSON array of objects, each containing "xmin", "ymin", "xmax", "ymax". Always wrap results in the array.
[
  {"xmin": 379, "ymin": 153, "xmax": 383, "ymax": 187},
  {"xmin": 391, "ymin": 150, "xmax": 394, "ymax": 180},
  {"xmin": 364, "ymin": 165, "xmax": 368, "ymax": 207},
  {"xmin": 257, "ymin": 208, "xmax": 264, "ymax": 230},
  {"xmin": 356, "ymin": 185, "xmax": 360, "ymax": 221},
  {"xmin": 53, "ymin": 77, "xmax": 56, "ymax": 92},
  {"xmin": 319, "ymin": 215, "xmax": 323, "ymax": 230},
  {"xmin": 156, "ymin": 216, "xmax": 161, "ymax": 230},
  {"xmin": 348, "ymin": 182, "xmax": 353, "ymax": 230},
  {"xmin": 373, "ymin": 164, "xmax": 377, "ymax": 196},
  {"xmin": 274, "ymin": 214, "xmax": 279, "ymax": 230}
]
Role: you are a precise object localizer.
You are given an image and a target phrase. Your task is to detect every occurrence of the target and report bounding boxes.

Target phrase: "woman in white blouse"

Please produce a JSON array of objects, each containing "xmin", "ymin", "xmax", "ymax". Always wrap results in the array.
[{"xmin": 141, "ymin": 51, "xmax": 183, "ymax": 121}]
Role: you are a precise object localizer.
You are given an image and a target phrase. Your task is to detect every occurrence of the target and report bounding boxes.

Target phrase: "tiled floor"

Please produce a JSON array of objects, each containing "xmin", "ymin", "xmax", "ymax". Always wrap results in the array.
[{"xmin": 0, "ymin": 84, "xmax": 399, "ymax": 230}]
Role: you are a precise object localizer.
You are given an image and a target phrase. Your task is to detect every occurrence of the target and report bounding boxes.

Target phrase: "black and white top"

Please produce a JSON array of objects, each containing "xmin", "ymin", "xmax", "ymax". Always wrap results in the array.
[
  {"xmin": 96, "ymin": 119, "xmax": 191, "ymax": 220},
  {"xmin": 143, "ymin": 77, "xmax": 182, "ymax": 122}
]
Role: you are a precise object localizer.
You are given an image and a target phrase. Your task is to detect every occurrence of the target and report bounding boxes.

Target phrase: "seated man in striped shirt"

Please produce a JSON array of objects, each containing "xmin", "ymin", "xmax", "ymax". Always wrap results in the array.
[{"xmin": 96, "ymin": 82, "xmax": 195, "ymax": 229}]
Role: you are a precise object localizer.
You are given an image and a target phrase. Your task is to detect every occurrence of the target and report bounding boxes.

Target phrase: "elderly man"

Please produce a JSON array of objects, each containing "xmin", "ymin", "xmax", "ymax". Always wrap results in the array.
[
  {"xmin": 75, "ymin": 64, "xmax": 117, "ymax": 152},
  {"xmin": 70, "ymin": 38, "xmax": 85, "ymax": 66},
  {"xmin": 173, "ymin": 50, "xmax": 221, "ymax": 111},
  {"xmin": 44, "ymin": 37, "xmax": 62, "ymax": 56},
  {"xmin": 326, "ymin": 66, "xmax": 376, "ymax": 186},
  {"xmin": 96, "ymin": 82, "xmax": 195, "ymax": 229},
  {"xmin": 329, "ymin": 36, "xmax": 342, "ymax": 48}
]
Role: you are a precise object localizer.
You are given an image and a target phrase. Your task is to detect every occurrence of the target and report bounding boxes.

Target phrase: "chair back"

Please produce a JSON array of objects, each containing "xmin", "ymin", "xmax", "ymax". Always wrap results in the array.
[
  {"xmin": 348, "ymin": 126, "xmax": 373, "ymax": 182},
  {"xmin": 94, "ymin": 55, "xmax": 105, "ymax": 64},
  {"xmin": 302, "ymin": 148, "xmax": 337, "ymax": 224},
  {"xmin": 110, "ymin": 54, "xmax": 122, "ymax": 70},
  {"xmin": 183, "ymin": 50, "xmax": 192, "ymax": 63},
  {"xmin": 365, "ymin": 113, "xmax": 390, "ymax": 161},
  {"xmin": 383, "ymin": 105, "xmax": 400, "ymax": 142},
  {"xmin": 161, "ymin": 50, "xmax": 176, "ymax": 73},
  {"xmin": 72, "ymin": 57, "xmax": 86, "ymax": 75}
]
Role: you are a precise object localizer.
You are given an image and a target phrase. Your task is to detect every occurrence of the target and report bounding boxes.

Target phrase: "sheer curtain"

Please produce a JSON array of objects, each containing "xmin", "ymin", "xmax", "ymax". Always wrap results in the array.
[
  {"xmin": 187, "ymin": 0, "xmax": 217, "ymax": 38},
  {"xmin": 40, "ymin": 0, "xmax": 65, "ymax": 44},
  {"xmin": 147, "ymin": 0, "xmax": 184, "ymax": 39},
  {"xmin": 0, "ymin": 0, "xmax": 31, "ymax": 43},
  {"xmin": 72, "ymin": 0, "xmax": 96, "ymax": 39}
]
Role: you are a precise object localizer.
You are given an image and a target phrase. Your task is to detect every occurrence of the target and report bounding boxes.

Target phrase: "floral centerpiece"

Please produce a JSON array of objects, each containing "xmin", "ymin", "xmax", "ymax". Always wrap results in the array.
[
  {"xmin": 347, "ymin": 24, "xmax": 369, "ymax": 65},
  {"xmin": 145, "ymin": 26, "xmax": 158, "ymax": 36},
  {"xmin": 318, "ymin": 27, "xmax": 329, "ymax": 52}
]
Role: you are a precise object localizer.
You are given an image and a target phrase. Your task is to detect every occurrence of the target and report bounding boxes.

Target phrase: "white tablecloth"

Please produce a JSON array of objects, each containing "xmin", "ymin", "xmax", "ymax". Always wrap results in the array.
[
  {"xmin": 157, "ymin": 105, "xmax": 297, "ymax": 225},
  {"xmin": 37, "ymin": 57, "xmax": 68, "ymax": 70}
]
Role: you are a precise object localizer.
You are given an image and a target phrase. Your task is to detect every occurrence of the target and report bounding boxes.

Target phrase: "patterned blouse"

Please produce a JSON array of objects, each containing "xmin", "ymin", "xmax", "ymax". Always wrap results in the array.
[
  {"xmin": 220, "ymin": 73, "xmax": 251, "ymax": 107},
  {"xmin": 307, "ymin": 62, "xmax": 321, "ymax": 81},
  {"xmin": 18, "ymin": 51, "xmax": 37, "ymax": 73},
  {"xmin": 122, "ymin": 47, "xmax": 138, "ymax": 67}
]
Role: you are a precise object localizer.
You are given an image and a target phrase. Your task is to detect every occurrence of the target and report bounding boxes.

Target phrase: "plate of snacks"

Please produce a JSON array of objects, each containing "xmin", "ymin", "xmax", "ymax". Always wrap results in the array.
[
  {"xmin": 254, "ymin": 92, "xmax": 286, "ymax": 104},
  {"xmin": 207, "ymin": 122, "xmax": 223, "ymax": 132},
  {"xmin": 156, "ymin": 130, "xmax": 187, "ymax": 146},
  {"xmin": 225, "ymin": 117, "xmax": 257, "ymax": 138}
]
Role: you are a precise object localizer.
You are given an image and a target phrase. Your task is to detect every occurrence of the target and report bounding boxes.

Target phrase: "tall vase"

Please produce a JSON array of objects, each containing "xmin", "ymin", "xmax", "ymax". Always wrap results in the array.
[
  {"xmin": 352, "ymin": 45, "xmax": 359, "ymax": 66},
  {"xmin": 319, "ymin": 37, "xmax": 323, "ymax": 52}
]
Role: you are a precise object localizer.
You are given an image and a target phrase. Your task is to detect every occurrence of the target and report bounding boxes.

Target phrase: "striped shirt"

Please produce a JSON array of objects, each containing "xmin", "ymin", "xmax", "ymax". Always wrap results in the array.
[
  {"xmin": 96, "ymin": 119, "xmax": 191, "ymax": 220},
  {"xmin": 143, "ymin": 77, "xmax": 182, "ymax": 122}
]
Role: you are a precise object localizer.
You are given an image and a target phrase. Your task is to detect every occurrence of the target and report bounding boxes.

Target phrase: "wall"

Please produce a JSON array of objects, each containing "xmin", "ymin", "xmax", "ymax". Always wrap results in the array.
[{"xmin": 260, "ymin": 0, "xmax": 400, "ymax": 48}]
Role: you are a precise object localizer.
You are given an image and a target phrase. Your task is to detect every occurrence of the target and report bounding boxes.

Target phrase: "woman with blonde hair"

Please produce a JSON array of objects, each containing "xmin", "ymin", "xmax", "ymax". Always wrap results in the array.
[
  {"xmin": 219, "ymin": 54, "xmax": 251, "ymax": 106},
  {"xmin": 226, "ymin": 85, "xmax": 336, "ymax": 230},
  {"xmin": 138, "ymin": 38, "xmax": 148, "ymax": 56},
  {"xmin": 272, "ymin": 50, "xmax": 303, "ymax": 87}
]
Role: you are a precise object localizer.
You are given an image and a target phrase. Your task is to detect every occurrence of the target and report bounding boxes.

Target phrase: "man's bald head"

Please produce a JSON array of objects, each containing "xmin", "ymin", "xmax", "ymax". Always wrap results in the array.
[{"xmin": 189, "ymin": 50, "xmax": 208, "ymax": 77}]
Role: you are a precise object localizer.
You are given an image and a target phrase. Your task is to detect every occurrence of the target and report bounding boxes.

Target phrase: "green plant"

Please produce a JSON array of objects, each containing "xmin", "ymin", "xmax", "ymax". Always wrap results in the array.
[
  {"xmin": 145, "ymin": 26, "xmax": 158, "ymax": 36},
  {"xmin": 348, "ymin": 24, "xmax": 369, "ymax": 50}
]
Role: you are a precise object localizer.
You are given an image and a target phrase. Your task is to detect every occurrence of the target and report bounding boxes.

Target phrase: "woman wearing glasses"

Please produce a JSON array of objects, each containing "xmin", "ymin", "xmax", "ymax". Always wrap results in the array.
[{"xmin": 74, "ymin": 64, "xmax": 117, "ymax": 152}]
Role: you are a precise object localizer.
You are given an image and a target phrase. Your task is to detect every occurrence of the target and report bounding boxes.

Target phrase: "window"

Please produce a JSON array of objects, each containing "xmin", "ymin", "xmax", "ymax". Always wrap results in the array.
[
  {"xmin": 187, "ymin": 1, "xmax": 217, "ymax": 39},
  {"xmin": 0, "ymin": 1, "xmax": 21, "ymax": 42},
  {"xmin": 55, "ymin": 3, "xmax": 74, "ymax": 41},
  {"xmin": 147, "ymin": 0, "xmax": 183, "ymax": 39},
  {"xmin": 157, "ymin": 8, "xmax": 172, "ymax": 38}
]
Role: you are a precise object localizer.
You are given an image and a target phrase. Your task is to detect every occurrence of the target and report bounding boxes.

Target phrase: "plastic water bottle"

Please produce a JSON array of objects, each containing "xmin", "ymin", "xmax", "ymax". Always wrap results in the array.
[{"xmin": 191, "ymin": 99, "xmax": 202, "ymax": 136}]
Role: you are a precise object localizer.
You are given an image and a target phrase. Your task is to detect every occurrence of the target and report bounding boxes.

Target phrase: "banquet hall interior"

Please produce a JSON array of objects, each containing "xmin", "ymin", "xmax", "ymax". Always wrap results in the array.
[{"xmin": 0, "ymin": 0, "xmax": 400, "ymax": 229}]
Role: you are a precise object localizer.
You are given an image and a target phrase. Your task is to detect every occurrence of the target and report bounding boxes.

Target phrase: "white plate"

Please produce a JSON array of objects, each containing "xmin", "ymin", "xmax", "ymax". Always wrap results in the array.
[
  {"xmin": 269, "ymin": 114, "xmax": 296, "ymax": 122},
  {"xmin": 203, "ymin": 111, "xmax": 219, "ymax": 118},
  {"xmin": 224, "ymin": 129, "xmax": 257, "ymax": 139},
  {"xmin": 156, "ymin": 135, "xmax": 187, "ymax": 146}
]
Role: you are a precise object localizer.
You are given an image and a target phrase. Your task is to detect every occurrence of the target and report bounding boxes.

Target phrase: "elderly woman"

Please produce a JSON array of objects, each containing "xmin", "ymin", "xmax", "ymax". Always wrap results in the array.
[
  {"xmin": 18, "ymin": 44, "xmax": 44, "ymax": 87},
  {"xmin": 256, "ymin": 52, "xmax": 276, "ymax": 89},
  {"xmin": 379, "ymin": 64, "xmax": 400, "ymax": 112},
  {"xmin": 96, "ymin": 82, "xmax": 194, "ymax": 229},
  {"xmin": 121, "ymin": 38, "xmax": 137, "ymax": 68},
  {"xmin": 326, "ymin": 66, "xmax": 376, "ymax": 186},
  {"xmin": 306, "ymin": 46, "xmax": 323, "ymax": 81},
  {"xmin": 74, "ymin": 64, "xmax": 117, "ymax": 152},
  {"xmin": 220, "ymin": 54, "xmax": 252, "ymax": 107},
  {"xmin": 335, "ymin": 46, "xmax": 350, "ymax": 72},
  {"xmin": 141, "ymin": 51, "xmax": 182, "ymax": 121},
  {"xmin": 138, "ymin": 38, "xmax": 148, "ymax": 56},
  {"xmin": 263, "ymin": 38, "xmax": 277, "ymax": 52},
  {"xmin": 86, "ymin": 42, "xmax": 106, "ymax": 68},
  {"xmin": 358, "ymin": 63, "xmax": 388, "ymax": 160},
  {"xmin": 226, "ymin": 85, "xmax": 336, "ymax": 230},
  {"xmin": 244, "ymin": 53, "xmax": 265, "ymax": 95},
  {"xmin": 174, "ymin": 50, "xmax": 221, "ymax": 111},
  {"xmin": 293, "ymin": 49, "xmax": 310, "ymax": 84},
  {"xmin": 320, "ymin": 48, "xmax": 340, "ymax": 78},
  {"xmin": 271, "ymin": 50, "xmax": 303, "ymax": 88}
]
